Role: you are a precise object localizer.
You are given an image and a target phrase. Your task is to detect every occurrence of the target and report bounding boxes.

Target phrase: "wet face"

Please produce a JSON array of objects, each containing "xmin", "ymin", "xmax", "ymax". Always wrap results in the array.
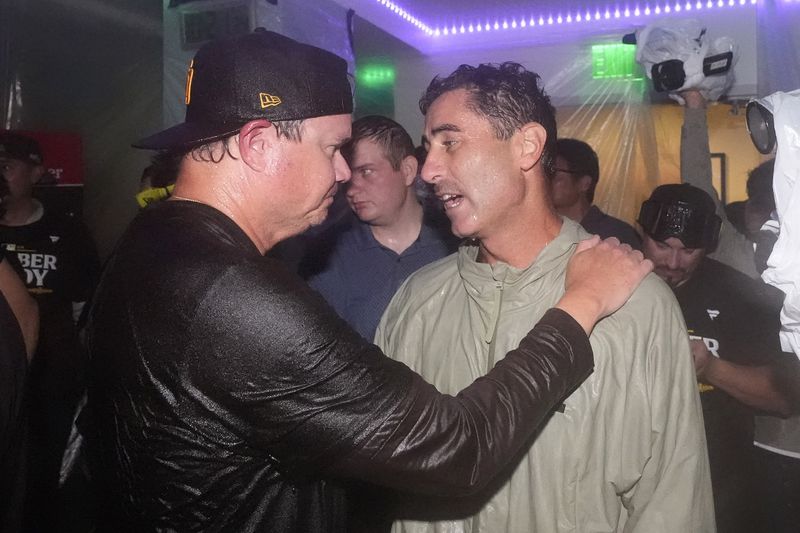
[
  {"xmin": 421, "ymin": 89, "xmax": 525, "ymax": 240},
  {"xmin": 277, "ymin": 114, "xmax": 352, "ymax": 230},
  {"xmin": 549, "ymin": 155, "xmax": 586, "ymax": 211},
  {"xmin": 346, "ymin": 138, "xmax": 413, "ymax": 226},
  {"xmin": 641, "ymin": 234, "xmax": 705, "ymax": 288}
]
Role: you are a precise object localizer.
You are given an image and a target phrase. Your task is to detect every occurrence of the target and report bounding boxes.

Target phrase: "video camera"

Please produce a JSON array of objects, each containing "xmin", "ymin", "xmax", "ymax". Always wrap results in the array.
[{"xmin": 626, "ymin": 18, "xmax": 737, "ymax": 103}]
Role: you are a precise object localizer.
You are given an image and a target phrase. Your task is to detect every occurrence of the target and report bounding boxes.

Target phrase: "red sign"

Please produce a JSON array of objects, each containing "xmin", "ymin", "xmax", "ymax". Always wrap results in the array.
[{"xmin": 3, "ymin": 130, "xmax": 84, "ymax": 186}]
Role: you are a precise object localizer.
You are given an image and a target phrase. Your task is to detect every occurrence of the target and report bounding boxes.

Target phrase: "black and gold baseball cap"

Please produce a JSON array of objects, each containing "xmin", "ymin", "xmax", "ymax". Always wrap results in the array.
[{"xmin": 134, "ymin": 28, "xmax": 353, "ymax": 150}]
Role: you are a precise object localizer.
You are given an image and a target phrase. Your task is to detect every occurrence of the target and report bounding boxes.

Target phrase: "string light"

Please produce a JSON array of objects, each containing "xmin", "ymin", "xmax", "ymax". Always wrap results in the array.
[{"xmin": 371, "ymin": 0, "xmax": 762, "ymax": 40}]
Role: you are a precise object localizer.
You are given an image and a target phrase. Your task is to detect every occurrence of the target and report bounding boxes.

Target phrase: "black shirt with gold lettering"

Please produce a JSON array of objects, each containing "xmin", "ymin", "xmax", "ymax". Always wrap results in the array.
[{"xmin": 673, "ymin": 258, "xmax": 782, "ymax": 533}]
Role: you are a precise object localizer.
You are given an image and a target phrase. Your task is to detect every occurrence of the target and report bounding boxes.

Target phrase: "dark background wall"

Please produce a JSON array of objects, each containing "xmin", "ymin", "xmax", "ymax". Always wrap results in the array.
[{"xmin": 3, "ymin": 0, "xmax": 163, "ymax": 257}]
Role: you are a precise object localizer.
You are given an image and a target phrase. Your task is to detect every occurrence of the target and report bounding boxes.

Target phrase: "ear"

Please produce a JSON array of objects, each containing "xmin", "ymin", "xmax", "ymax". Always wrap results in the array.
[
  {"xmin": 577, "ymin": 174, "xmax": 593, "ymax": 193},
  {"xmin": 400, "ymin": 155, "xmax": 418, "ymax": 187},
  {"xmin": 517, "ymin": 122, "xmax": 548, "ymax": 172},
  {"xmin": 238, "ymin": 119, "xmax": 275, "ymax": 173},
  {"xmin": 31, "ymin": 165, "xmax": 47, "ymax": 185}
]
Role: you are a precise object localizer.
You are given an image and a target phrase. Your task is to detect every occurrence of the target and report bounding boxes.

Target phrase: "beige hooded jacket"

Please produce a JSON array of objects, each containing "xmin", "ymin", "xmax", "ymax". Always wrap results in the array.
[{"xmin": 376, "ymin": 219, "xmax": 715, "ymax": 533}]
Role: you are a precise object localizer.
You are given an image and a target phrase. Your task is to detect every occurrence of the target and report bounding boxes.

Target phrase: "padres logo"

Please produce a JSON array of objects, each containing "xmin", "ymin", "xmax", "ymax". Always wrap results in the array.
[{"xmin": 259, "ymin": 93, "xmax": 282, "ymax": 108}]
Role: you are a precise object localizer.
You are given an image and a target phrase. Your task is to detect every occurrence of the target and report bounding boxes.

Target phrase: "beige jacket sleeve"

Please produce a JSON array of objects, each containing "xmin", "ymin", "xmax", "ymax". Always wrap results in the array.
[{"xmin": 616, "ymin": 280, "xmax": 716, "ymax": 532}]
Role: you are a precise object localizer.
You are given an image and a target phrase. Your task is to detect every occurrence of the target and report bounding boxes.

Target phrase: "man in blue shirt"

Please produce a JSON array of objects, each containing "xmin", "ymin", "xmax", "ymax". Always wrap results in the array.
[{"xmin": 306, "ymin": 115, "xmax": 457, "ymax": 340}]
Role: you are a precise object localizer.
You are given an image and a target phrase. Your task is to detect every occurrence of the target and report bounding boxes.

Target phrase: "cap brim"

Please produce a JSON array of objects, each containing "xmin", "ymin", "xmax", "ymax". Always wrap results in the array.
[{"xmin": 133, "ymin": 121, "xmax": 243, "ymax": 150}]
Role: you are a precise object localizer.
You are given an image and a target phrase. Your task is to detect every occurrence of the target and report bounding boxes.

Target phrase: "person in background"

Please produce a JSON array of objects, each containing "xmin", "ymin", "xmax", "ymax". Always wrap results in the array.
[
  {"xmin": 377, "ymin": 62, "xmax": 713, "ymax": 533},
  {"xmin": 0, "ymin": 131, "xmax": 100, "ymax": 531},
  {"xmin": 135, "ymin": 151, "xmax": 182, "ymax": 209},
  {"xmin": 85, "ymin": 30, "xmax": 652, "ymax": 532},
  {"xmin": 305, "ymin": 115, "xmax": 457, "ymax": 341},
  {"xmin": 742, "ymin": 160, "xmax": 777, "ymax": 274},
  {"xmin": 550, "ymin": 138, "xmax": 641, "ymax": 248},
  {"xmin": 638, "ymin": 183, "xmax": 798, "ymax": 533},
  {"xmin": 680, "ymin": 90, "xmax": 759, "ymax": 277},
  {"xmin": 0, "ymin": 253, "xmax": 38, "ymax": 533}
]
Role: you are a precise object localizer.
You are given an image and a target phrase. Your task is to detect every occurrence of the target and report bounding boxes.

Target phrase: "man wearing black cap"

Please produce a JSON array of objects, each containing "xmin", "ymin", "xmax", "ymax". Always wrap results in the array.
[
  {"xmin": 638, "ymin": 183, "xmax": 797, "ymax": 533},
  {"xmin": 0, "ymin": 131, "xmax": 100, "ymax": 530},
  {"xmin": 85, "ymin": 29, "xmax": 652, "ymax": 531}
]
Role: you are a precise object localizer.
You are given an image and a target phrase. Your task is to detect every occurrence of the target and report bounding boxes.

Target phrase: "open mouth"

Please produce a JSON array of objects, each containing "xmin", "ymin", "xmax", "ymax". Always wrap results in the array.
[{"xmin": 439, "ymin": 193, "xmax": 463, "ymax": 210}]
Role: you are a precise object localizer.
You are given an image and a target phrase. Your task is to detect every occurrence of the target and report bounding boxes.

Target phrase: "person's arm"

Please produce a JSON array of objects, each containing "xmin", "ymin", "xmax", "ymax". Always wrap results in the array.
[
  {"xmin": 691, "ymin": 339, "xmax": 798, "ymax": 416},
  {"xmin": 0, "ymin": 258, "xmax": 38, "ymax": 360},
  {"xmin": 681, "ymin": 90, "xmax": 758, "ymax": 278},
  {"xmin": 194, "ymin": 238, "xmax": 650, "ymax": 496}
]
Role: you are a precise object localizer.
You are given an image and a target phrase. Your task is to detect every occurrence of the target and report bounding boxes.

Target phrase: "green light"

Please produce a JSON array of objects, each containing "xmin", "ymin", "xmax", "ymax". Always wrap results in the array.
[
  {"xmin": 357, "ymin": 65, "xmax": 396, "ymax": 87},
  {"xmin": 591, "ymin": 44, "xmax": 642, "ymax": 80}
]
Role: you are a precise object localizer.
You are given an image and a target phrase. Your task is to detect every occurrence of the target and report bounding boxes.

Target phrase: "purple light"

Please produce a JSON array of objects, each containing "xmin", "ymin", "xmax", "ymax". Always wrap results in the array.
[{"xmin": 371, "ymin": 0, "xmax": 761, "ymax": 42}]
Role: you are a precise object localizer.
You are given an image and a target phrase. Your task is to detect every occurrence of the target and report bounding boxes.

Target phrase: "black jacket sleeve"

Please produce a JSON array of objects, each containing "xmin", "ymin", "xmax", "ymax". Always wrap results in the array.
[{"xmin": 188, "ymin": 263, "xmax": 593, "ymax": 496}]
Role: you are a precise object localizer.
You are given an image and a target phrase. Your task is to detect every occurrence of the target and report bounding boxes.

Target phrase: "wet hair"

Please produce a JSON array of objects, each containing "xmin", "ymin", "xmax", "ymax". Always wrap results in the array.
[
  {"xmin": 341, "ymin": 115, "xmax": 414, "ymax": 171},
  {"xmin": 419, "ymin": 62, "xmax": 557, "ymax": 177},
  {"xmin": 555, "ymin": 138, "xmax": 600, "ymax": 203},
  {"xmin": 183, "ymin": 119, "xmax": 305, "ymax": 163}
]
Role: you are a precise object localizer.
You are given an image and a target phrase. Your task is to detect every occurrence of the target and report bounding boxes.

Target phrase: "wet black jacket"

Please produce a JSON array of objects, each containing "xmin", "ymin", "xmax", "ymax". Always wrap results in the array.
[{"xmin": 86, "ymin": 200, "xmax": 592, "ymax": 532}]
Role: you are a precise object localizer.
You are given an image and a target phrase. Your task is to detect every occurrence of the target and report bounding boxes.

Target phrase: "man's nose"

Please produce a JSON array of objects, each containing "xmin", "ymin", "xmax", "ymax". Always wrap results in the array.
[
  {"xmin": 666, "ymin": 250, "xmax": 680, "ymax": 269},
  {"xmin": 335, "ymin": 152, "xmax": 351, "ymax": 183},
  {"xmin": 420, "ymin": 151, "xmax": 441, "ymax": 184}
]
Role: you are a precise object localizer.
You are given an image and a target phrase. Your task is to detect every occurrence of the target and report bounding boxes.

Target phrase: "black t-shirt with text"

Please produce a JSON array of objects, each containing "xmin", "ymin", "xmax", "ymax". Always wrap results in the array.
[{"xmin": 673, "ymin": 258, "xmax": 782, "ymax": 533}]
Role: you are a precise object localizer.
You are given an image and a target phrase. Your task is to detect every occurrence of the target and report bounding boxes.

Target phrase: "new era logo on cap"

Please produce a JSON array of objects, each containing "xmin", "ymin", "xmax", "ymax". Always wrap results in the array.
[
  {"xmin": 259, "ymin": 93, "xmax": 282, "ymax": 108},
  {"xmin": 134, "ymin": 28, "xmax": 353, "ymax": 150}
]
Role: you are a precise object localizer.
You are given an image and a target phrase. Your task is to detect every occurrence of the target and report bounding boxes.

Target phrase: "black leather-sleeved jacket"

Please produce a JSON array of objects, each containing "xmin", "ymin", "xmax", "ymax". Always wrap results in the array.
[{"xmin": 86, "ymin": 200, "xmax": 593, "ymax": 532}]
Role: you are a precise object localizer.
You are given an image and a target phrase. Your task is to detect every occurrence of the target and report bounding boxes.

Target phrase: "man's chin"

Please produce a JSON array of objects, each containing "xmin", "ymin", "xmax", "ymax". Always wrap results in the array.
[{"xmin": 657, "ymin": 271, "xmax": 687, "ymax": 288}]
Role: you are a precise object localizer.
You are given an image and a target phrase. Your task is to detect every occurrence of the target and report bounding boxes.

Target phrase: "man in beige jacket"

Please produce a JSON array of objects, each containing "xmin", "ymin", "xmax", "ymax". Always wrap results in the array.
[{"xmin": 377, "ymin": 62, "xmax": 715, "ymax": 533}]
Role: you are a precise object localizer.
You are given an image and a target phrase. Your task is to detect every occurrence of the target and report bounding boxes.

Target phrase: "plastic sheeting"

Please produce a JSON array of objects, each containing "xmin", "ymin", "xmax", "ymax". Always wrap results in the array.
[
  {"xmin": 634, "ymin": 18, "xmax": 737, "ymax": 104},
  {"xmin": 760, "ymin": 90, "xmax": 800, "ymax": 357}
]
